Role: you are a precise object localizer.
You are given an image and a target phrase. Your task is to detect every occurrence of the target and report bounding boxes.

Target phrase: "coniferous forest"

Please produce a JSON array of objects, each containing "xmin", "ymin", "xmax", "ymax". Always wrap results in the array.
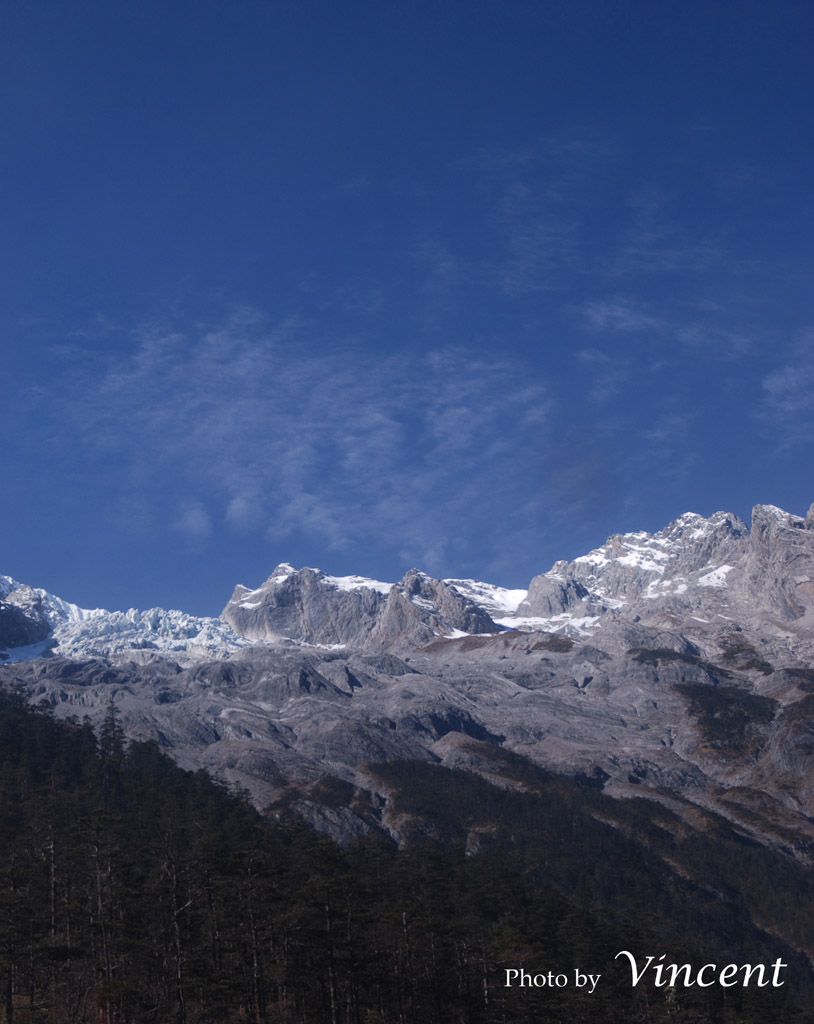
[{"xmin": 1, "ymin": 688, "xmax": 812, "ymax": 1024}]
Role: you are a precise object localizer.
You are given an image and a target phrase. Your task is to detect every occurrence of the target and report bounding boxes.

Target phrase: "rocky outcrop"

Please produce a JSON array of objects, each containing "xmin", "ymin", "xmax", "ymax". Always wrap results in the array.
[
  {"xmin": 742, "ymin": 504, "xmax": 814, "ymax": 621},
  {"xmin": 0, "ymin": 577, "xmax": 53, "ymax": 652},
  {"xmin": 222, "ymin": 564, "xmax": 389, "ymax": 646},
  {"xmin": 519, "ymin": 510, "xmax": 748, "ymax": 616},
  {"xmin": 517, "ymin": 505, "xmax": 814, "ymax": 631},
  {"xmin": 222, "ymin": 565, "xmax": 499, "ymax": 650},
  {"xmin": 0, "ymin": 602, "xmax": 50, "ymax": 651},
  {"xmin": 367, "ymin": 570, "xmax": 498, "ymax": 651},
  {"xmin": 517, "ymin": 576, "xmax": 594, "ymax": 618}
]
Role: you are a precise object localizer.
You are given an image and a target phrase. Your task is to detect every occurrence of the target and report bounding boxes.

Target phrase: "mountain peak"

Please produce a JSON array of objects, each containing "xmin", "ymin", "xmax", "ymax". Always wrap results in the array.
[
  {"xmin": 269, "ymin": 562, "xmax": 298, "ymax": 580},
  {"xmin": 3, "ymin": 501, "xmax": 813, "ymax": 660},
  {"xmin": 752, "ymin": 503, "xmax": 809, "ymax": 530},
  {"xmin": 514, "ymin": 503, "xmax": 814, "ymax": 631}
]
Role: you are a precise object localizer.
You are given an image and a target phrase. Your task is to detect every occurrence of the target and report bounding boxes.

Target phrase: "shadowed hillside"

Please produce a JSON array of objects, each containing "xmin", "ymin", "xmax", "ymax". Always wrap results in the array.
[{"xmin": 0, "ymin": 689, "xmax": 812, "ymax": 1023}]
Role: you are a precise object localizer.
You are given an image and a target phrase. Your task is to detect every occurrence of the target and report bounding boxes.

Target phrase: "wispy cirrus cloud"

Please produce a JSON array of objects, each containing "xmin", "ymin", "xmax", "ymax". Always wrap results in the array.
[
  {"xmin": 575, "ymin": 348, "xmax": 631, "ymax": 404},
  {"xmin": 759, "ymin": 332, "xmax": 814, "ymax": 446},
  {"xmin": 461, "ymin": 135, "xmax": 609, "ymax": 295},
  {"xmin": 576, "ymin": 296, "xmax": 759, "ymax": 364},
  {"xmin": 52, "ymin": 309, "xmax": 553, "ymax": 576},
  {"xmin": 412, "ymin": 241, "xmax": 471, "ymax": 331},
  {"xmin": 675, "ymin": 323, "xmax": 755, "ymax": 358},
  {"xmin": 612, "ymin": 186, "xmax": 728, "ymax": 278},
  {"xmin": 579, "ymin": 298, "xmax": 665, "ymax": 333}
]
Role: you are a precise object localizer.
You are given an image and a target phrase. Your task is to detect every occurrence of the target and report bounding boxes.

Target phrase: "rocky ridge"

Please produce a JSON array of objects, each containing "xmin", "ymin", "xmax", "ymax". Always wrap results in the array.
[
  {"xmin": 520, "ymin": 504, "xmax": 814, "ymax": 634},
  {"xmin": 221, "ymin": 564, "xmax": 499, "ymax": 651},
  {"xmin": 2, "ymin": 503, "xmax": 814, "ymax": 857}
]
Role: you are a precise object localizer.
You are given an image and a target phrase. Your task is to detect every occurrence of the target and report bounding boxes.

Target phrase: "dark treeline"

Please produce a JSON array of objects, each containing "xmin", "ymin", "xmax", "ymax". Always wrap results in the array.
[
  {"xmin": 370, "ymin": 751, "xmax": 814, "ymax": 970},
  {"xmin": 0, "ymin": 688, "xmax": 810, "ymax": 1024}
]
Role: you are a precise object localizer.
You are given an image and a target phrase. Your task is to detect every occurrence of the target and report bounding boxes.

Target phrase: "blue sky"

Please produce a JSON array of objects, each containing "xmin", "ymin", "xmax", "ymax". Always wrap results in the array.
[{"xmin": 3, "ymin": 0, "xmax": 813, "ymax": 615}]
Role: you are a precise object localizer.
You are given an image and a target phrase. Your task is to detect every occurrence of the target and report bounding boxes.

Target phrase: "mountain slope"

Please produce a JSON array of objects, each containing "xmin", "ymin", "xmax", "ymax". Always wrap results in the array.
[
  {"xmin": 5, "ymin": 689, "xmax": 811, "ymax": 1023},
  {"xmin": 2, "ymin": 502, "xmax": 814, "ymax": 859}
]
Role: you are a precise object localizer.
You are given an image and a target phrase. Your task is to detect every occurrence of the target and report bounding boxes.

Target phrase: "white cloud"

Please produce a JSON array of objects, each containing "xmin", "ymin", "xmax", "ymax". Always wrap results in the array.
[
  {"xmin": 676, "ymin": 323, "xmax": 754, "ymax": 357},
  {"xmin": 763, "ymin": 364, "xmax": 814, "ymax": 414},
  {"xmin": 172, "ymin": 500, "xmax": 212, "ymax": 541},
  {"xmin": 575, "ymin": 348, "xmax": 631, "ymax": 404},
  {"xmin": 60, "ymin": 310, "xmax": 552, "ymax": 574},
  {"xmin": 461, "ymin": 135, "xmax": 608, "ymax": 296},
  {"xmin": 580, "ymin": 299, "xmax": 664, "ymax": 333},
  {"xmin": 613, "ymin": 186, "xmax": 728, "ymax": 277},
  {"xmin": 760, "ymin": 332, "xmax": 814, "ymax": 444}
]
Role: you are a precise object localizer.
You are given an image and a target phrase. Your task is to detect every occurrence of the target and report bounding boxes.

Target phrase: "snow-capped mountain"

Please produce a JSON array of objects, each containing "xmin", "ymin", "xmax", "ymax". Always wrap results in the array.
[
  {"xmin": 4, "ymin": 502, "xmax": 814, "ymax": 660},
  {"xmin": 519, "ymin": 503, "xmax": 814, "ymax": 637},
  {"xmin": 3, "ymin": 501, "xmax": 814, "ymax": 857},
  {"xmin": 441, "ymin": 578, "xmax": 528, "ymax": 619},
  {"xmin": 220, "ymin": 502, "xmax": 814, "ymax": 649},
  {"xmin": 221, "ymin": 565, "xmax": 498, "ymax": 650},
  {"xmin": 0, "ymin": 574, "xmax": 249, "ymax": 662}
]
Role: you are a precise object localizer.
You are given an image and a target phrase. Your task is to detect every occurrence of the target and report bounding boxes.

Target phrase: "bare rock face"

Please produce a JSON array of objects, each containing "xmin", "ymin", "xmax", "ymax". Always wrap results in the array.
[
  {"xmin": 518, "ymin": 505, "xmax": 814, "ymax": 630},
  {"xmin": 222, "ymin": 565, "xmax": 499, "ymax": 650},
  {"xmin": 519, "ymin": 510, "xmax": 749, "ymax": 616},
  {"xmin": 0, "ymin": 577, "xmax": 53, "ymax": 652},
  {"xmin": 0, "ymin": 602, "xmax": 50, "ymax": 651},
  {"xmin": 222, "ymin": 565, "xmax": 388, "ymax": 646},
  {"xmin": 518, "ymin": 576, "xmax": 593, "ymax": 617},
  {"xmin": 367, "ymin": 570, "xmax": 498, "ymax": 651},
  {"xmin": 741, "ymin": 504, "xmax": 814, "ymax": 621}
]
